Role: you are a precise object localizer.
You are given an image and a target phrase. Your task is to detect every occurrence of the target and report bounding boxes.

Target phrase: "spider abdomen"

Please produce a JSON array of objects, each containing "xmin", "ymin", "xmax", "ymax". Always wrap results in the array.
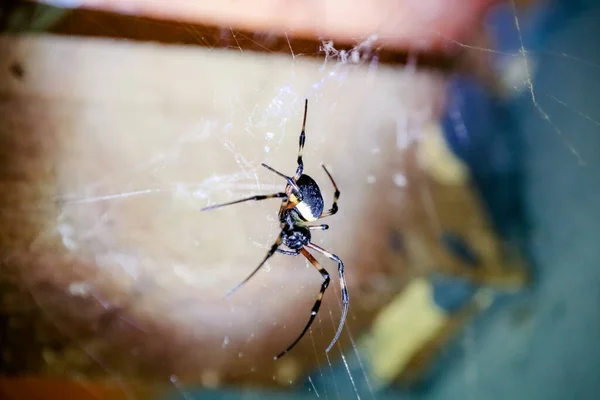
[{"xmin": 291, "ymin": 174, "xmax": 324, "ymax": 222}]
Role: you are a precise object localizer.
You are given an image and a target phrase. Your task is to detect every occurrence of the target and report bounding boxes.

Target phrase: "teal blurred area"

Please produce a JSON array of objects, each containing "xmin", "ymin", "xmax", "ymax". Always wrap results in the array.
[{"xmin": 164, "ymin": 1, "xmax": 600, "ymax": 399}]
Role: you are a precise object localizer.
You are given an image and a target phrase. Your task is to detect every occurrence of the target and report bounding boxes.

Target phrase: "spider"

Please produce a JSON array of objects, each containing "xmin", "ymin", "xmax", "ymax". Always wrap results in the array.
[{"xmin": 201, "ymin": 99, "xmax": 348, "ymax": 360}]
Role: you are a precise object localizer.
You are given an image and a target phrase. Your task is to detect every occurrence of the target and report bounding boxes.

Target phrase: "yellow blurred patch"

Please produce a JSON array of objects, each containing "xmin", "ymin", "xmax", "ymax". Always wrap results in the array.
[
  {"xmin": 418, "ymin": 123, "xmax": 469, "ymax": 185},
  {"xmin": 365, "ymin": 278, "xmax": 446, "ymax": 388}
]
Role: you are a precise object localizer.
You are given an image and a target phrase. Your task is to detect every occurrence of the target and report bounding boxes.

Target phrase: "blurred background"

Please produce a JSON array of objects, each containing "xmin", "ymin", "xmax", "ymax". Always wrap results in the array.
[{"xmin": 1, "ymin": 0, "xmax": 599, "ymax": 399}]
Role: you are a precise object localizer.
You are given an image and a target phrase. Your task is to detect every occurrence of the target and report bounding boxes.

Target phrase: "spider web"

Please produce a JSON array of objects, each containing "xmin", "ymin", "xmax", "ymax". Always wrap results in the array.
[{"xmin": 2, "ymin": 1, "xmax": 600, "ymax": 400}]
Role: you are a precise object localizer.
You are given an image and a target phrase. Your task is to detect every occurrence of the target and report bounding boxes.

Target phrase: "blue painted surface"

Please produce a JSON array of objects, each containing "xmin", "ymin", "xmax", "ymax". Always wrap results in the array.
[
  {"xmin": 165, "ymin": 1, "xmax": 600, "ymax": 399},
  {"xmin": 430, "ymin": 276, "xmax": 477, "ymax": 315},
  {"xmin": 442, "ymin": 74, "xmax": 527, "ymax": 243}
]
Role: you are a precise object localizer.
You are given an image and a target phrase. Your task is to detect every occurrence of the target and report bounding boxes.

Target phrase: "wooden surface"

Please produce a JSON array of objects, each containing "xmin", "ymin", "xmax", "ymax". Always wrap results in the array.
[
  {"xmin": 0, "ymin": 377, "xmax": 159, "ymax": 400},
  {"xmin": 0, "ymin": 33, "xmax": 524, "ymax": 391},
  {"xmin": 34, "ymin": 0, "xmax": 497, "ymax": 52}
]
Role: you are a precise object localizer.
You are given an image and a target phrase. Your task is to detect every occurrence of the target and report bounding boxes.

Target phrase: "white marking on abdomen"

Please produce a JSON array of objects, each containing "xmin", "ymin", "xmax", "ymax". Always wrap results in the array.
[{"xmin": 296, "ymin": 202, "xmax": 318, "ymax": 221}]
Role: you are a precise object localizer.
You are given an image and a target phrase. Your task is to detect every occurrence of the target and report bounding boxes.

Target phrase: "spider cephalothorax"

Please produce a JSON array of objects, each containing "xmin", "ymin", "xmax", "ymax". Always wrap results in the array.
[
  {"xmin": 202, "ymin": 99, "xmax": 348, "ymax": 360},
  {"xmin": 281, "ymin": 225, "xmax": 311, "ymax": 250}
]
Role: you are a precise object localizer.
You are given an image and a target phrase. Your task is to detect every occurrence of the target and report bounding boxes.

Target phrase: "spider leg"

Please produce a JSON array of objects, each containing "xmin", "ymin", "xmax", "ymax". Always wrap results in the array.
[
  {"xmin": 307, "ymin": 224, "xmax": 329, "ymax": 231},
  {"xmin": 261, "ymin": 163, "xmax": 302, "ymax": 199},
  {"xmin": 201, "ymin": 192, "xmax": 287, "ymax": 211},
  {"xmin": 319, "ymin": 164, "xmax": 340, "ymax": 218},
  {"xmin": 225, "ymin": 233, "xmax": 283, "ymax": 298},
  {"xmin": 277, "ymin": 248, "xmax": 301, "ymax": 256},
  {"xmin": 293, "ymin": 99, "xmax": 308, "ymax": 181},
  {"xmin": 306, "ymin": 243, "xmax": 348, "ymax": 353},
  {"xmin": 274, "ymin": 247, "xmax": 330, "ymax": 360}
]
